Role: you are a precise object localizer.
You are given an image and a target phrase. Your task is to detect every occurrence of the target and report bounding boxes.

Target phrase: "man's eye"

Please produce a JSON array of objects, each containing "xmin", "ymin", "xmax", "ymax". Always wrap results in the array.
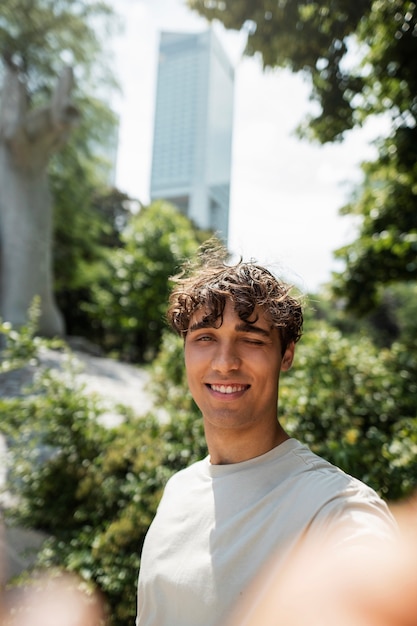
[{"xmin": 245, "ymin": 338, "xmax": 264, "ymax": 345}]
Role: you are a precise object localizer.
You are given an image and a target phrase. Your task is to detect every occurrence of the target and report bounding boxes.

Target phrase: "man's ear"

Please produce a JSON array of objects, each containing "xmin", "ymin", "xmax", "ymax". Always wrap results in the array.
[{"xmin": 281, "ymin": 342, "xmax": 295, "ymax": 371}]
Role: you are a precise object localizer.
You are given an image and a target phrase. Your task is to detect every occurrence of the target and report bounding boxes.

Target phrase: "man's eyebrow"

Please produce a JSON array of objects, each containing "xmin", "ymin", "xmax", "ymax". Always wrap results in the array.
[
  {"xmin": 235, "ymin": 322, "xmax": 271, "ymax": 337},
  {"xmin": 188, "ymin": 320, "xmax": 271, "ymax": 337},
  {"xmin": 188, "ymin": 319, "xmax": 214, "ymax": 333}
]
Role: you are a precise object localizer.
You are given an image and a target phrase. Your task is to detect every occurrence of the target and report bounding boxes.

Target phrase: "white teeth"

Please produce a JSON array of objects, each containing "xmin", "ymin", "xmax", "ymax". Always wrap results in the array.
[{"xmin": 211, "ymin": 384, "xmax": 244, "ymax": 394}]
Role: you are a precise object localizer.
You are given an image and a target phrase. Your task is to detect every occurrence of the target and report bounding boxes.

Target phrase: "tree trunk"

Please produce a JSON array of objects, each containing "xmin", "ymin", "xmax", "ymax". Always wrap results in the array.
[{"xmin": 0, "ymin": 64, "xmax": 79, "ymax": 336}]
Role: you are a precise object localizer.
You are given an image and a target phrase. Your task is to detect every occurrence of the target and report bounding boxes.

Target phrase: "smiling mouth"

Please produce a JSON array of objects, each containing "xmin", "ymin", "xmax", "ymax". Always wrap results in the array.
[{"xmin": 208, "ymin": 384, "xmax": 248, "ymax": 394}]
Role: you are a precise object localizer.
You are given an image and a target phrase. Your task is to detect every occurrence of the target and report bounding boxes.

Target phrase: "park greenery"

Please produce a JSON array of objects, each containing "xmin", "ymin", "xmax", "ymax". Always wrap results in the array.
[{"xmin": 0, "ymin": 1, "xmax": 417, "ymax": 625}]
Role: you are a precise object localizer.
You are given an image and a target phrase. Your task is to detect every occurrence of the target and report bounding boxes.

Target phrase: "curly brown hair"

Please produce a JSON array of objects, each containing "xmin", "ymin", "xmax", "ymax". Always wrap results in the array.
[{"xmin": 167, "ymin": 243, "xmax": 303, "ymax": 351}]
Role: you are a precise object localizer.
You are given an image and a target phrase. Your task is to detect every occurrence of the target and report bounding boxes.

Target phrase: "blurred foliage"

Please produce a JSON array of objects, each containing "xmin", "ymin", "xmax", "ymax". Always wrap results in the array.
[
  {"xmin": 0, "ymin": 0, "xmax": 120, "ymax": 199},
  {"xmin": 52, "ymin": 156, "xmax": 133, "ymax": 339},
  {"xmin": 0, "ymin": 0, "xmax": 127, "ymax": 342},
  {"xmin": 188, "ymin": 0, "xmax": 416, "ymax": 142},
  {"xmin": 188, "ymin": 0, "xmax": 417, "ymax": 311},
  {"xmin": 82, "ymin": 201, "xmax": 211, "ymax": 362},
  {"xmin": 310, "ymin": 281, "xmax": 417, "ymax": 348},
  {"xmin": 1, "ymin": 325, "xmax": 206, "ymax": 626},
  {"xmin": 0, "ymin": 298, "xmax": 44, "ymax": 372},
  {"xmin": 150, "ymin": 330, "xmax": 196, "ymax": 417},
  {"xmin": 0, "ymin": 0, "xmax": 118, "ymax": 97},
  {"xmin": 280, "ymin": 320, "xmax": 417, "ymax": 500},
  {"xmin": 333, "ymin": 127, "xmax": 417, "ymax": 312}
]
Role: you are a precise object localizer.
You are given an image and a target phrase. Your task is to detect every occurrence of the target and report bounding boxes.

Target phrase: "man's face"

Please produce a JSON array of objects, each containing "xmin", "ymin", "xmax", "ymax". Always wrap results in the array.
[{"xmin": 184, "ymin": 299, "xmax": 294, "ymax": 436}]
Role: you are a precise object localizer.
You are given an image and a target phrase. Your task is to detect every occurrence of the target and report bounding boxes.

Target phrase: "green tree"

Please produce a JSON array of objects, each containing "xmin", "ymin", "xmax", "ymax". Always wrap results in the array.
[
  {"xmin": 308, "ymin": 283, "xmax": 416, "ymax": 349},
  {"xmin": 52, "ymin": 155, "xmax": 133, "ymax": 339},
  {"xmin": 333, "ymin": 127, "xmax": 417, "ymax": 312},
  {"xmin": 86, "ymin": 201, "xmax": 211, "ymax": 362},
  {"xmin": 188, "ymin": 0, "xmax": 415, "ymax": 141},
  {"xmin": 0, "ymin": 0, "xmax": 116, "ymax": 96},
  {"xmin": 188, "ymin": 0, "xmax": 417, "ymax": 309}
]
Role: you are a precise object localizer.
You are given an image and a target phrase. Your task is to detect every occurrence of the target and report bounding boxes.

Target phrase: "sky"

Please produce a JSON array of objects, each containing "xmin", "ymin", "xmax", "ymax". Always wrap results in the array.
[{"xmin": 111, "ymin": 0, "xmax": 385, "ymax": 293}]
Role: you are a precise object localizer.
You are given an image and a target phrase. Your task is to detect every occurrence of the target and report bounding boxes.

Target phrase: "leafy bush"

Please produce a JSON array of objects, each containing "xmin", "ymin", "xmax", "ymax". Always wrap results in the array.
[
  {"xmin": 280, "ymin": 321, "xmax": 417, "ymax": 500},
  {"xmin": 0, "ymin": 298, "xmax": 64, "ymax": 373},
  {"xmin": 1, "ymin": 325, "xmax": 206, "ymax": 626}
]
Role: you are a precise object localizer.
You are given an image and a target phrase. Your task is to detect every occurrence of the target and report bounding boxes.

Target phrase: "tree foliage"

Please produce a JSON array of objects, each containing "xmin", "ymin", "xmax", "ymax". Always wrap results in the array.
[
  {"xmin": 188, "ymin": 0, "xmax": 417, "ymax": 310},
  {"xmin": 333, "ymin": 125, "xmax": 417, "ymax": 312},
  {"xmin": 311, "ymin": 279, "xmax": 417, "ymax": 348},
  {"xmin": 0, "ymin": 0, "xmax": 117, "ymax": 96},
  {"xmin": 84, "ymin": 201, "xmax": 211, "ymax": 362},
  {"xmin": 52, "ymin": 144, "xmax": 133, "ymax": 339},
  {"xmin": 188, "ymin": 0, "xmax": 416, "ymax": 141}
]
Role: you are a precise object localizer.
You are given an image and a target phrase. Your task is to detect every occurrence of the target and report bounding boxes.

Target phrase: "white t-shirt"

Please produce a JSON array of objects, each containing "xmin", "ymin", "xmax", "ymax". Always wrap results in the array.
[{"xmin": 136, "ymin": 439, "xmax": 396, "ymax": 626}]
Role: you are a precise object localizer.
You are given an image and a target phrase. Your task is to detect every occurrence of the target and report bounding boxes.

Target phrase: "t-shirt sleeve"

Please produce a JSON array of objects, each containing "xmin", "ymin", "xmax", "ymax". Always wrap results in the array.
[{"xmin": 307, "ymin": 480, "xmax": 398, "ymax": 549}]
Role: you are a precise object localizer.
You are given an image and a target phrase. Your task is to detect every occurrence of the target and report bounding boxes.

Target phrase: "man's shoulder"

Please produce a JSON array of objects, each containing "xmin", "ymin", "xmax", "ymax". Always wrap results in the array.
[
  {"xmin": 286, "ymin": 440, "xmax": 368, "ymax": 490},
  {"xmin": 283, "ymin": 440, "xmax": 394, "ymax": 518},
  {"xmin": 286, "ymin": 441, "xmax": 397, "ymax": 538}
]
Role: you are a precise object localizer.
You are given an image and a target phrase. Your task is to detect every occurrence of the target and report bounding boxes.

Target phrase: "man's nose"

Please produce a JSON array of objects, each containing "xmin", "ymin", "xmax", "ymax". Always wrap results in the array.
[{"xmin": 211, "ymin": 342, "xmax": 241, "ymax": 372}]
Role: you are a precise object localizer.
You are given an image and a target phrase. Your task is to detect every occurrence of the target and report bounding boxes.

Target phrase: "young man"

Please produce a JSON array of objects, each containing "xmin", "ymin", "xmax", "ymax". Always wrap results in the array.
[{"xmin": 136, "ymin": 247, "xmax": 397, "ymax": 626}]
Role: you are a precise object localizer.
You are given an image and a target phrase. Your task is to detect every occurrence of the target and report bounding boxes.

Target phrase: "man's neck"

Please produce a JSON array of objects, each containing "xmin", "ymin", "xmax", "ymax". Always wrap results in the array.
[{"xmin": 206, "ymin": 424, "xmax": 290, "ymax": 465}]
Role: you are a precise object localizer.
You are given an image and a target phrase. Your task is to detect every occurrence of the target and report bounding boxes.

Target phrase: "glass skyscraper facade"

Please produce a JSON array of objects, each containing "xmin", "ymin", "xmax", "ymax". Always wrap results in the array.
[{"xmin": 150, "ymin": 29, "xmax": 234, "ymax": 243}]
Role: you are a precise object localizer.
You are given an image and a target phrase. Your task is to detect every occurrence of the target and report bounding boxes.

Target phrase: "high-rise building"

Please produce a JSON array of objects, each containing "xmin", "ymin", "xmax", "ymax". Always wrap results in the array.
[{"xmin": 150, "ymin": 29, "xmax": 235, "ymax": 243}]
